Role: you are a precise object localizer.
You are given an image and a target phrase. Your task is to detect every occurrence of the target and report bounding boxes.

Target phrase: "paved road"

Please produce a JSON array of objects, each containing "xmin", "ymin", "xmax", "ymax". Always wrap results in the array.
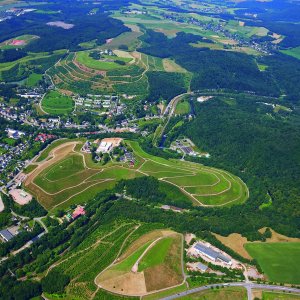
[
  {"xmin": 156, "ymin": 92, "xmax": 191, "ymax": 143},
  {"xmin": 159, "ymin": 282, "xmax": 300, "ymax": 300}
]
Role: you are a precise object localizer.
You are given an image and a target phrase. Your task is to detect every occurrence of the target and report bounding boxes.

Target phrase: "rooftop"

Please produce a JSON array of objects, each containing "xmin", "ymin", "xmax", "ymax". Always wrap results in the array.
[{"xmin": 0, "ymin": 229, "xmax": 14, "ymax": 241}]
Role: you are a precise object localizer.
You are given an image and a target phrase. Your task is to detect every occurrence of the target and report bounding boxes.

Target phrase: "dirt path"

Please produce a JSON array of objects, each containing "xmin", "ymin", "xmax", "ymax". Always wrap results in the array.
[{"xmin": 131, "ymin": 237, "xmax": 163, "ymax": 273}]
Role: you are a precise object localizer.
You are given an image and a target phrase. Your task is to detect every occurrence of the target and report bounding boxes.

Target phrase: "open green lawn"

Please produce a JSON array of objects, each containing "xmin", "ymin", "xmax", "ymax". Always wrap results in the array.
[
  {"xmin": 26, "ymin": 73, "xmax": 43, "ymax": 87},
  {"xmin": 245, "ymin": 243, "xmax": 300, "ymax": 284},
  {"xmin": 175, "ymin": 100, "xmax": 190, "ymax": 115},
  {"xmin": 138, "ymin": 237, "xmax": 173, "ymax": 271},
  {"xmin": 41, "ymin": 90, "xmax": 74, "ymax": 115},
  {"xmin": 76, "ymin": 51, "xmax": 132, "ymax": 71},
  {"xmin": 44, "ymin": 155, "xmax": 85, "ymax": 181},
  {"xmin": 112, "ymin": 242, "xmax": 151, "ymax": 272}
]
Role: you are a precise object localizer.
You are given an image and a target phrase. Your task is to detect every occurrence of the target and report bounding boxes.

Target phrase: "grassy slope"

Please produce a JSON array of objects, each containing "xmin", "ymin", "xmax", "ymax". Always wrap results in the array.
[{"xmin": 138, "ymin": 237, "xmax": 173, "ymax": 271}]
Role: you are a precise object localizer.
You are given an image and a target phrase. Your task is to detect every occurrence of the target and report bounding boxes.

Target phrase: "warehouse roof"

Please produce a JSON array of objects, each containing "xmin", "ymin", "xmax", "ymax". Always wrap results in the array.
[
  {"xmin": 0, "ymin": 229, "xmax": 14, "ymax": 242},
  {"xmin": 195, "ymin": 243, "xmax": 231, "ymax": 264}
]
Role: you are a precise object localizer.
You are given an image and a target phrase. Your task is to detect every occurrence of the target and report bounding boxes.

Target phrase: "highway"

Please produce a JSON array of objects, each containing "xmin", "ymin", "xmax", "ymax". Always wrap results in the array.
[{"xmin": 159, "ymin": 282, "xmax": 300, "ymax": 300}]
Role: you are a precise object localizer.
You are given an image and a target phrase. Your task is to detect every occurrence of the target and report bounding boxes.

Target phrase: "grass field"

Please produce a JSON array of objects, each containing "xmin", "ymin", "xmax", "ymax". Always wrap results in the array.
[
  {"xmin": 76, "ymin": 51, "xmax": 132, "ymax": 71},
  {"xmin": 26, "ymin": 73, "xmax": 43, "ymax": 87},
  {"xmin": 179, "ymin": 287, "xmax": 247, "ymax": 300},
  {"xmin": 175, "ymin": 100, "xmax": 190, "ymax": 115},
  {"xmin": 41, "ymin": 90, "xmax": 74, "ymax": 115},
  {"xmin": 245, "ymin": 243, "xmax": 300, "ymax": 284},
  {"xmin": 138, "ymin": 237, "xmax": 173, "ymax": 271},
  {"xmin": 25, "ymin": 140, "xmax": 248, "ymax": 210},
  {"xmin": 96, "ymin": 230, "xmax": 183, "ymax": 296}
]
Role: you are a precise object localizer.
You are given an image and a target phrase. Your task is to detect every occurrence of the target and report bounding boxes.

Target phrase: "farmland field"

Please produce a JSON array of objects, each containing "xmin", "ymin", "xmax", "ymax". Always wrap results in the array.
[
  {"xmin": 245, "ymin": 243, "xmax": 300, "ymax": 284},
  {"xmin": 25, "ymin": 140, "xmax": 248, "ymax": 210},
  {"xmin": 41, "ymin": 90, "xmax": 74, "ymax": 115}
]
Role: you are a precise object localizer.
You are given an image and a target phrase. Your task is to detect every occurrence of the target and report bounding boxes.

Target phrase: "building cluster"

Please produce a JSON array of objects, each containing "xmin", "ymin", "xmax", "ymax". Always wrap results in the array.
[
  {"xmin": 0, "ymin": 139, "xmax": 29, "ymax": 182},
  {"xmin": 73, "ymin": 94, "xmax": 125, "ymax": 116},
  {"xmin": 34, "ymin": 133, "xmax": 56, "ymax": 143},
  {"xmin": 6, "ymin": 128, "xmax": 25, "ymax": 140},
  {"xmin": 0, "ymin": 7, "xmax": 36, "ymax": 22},
  {"xmin": 159, "ymin": 12, "xmax": 274, "ymax": 54}
]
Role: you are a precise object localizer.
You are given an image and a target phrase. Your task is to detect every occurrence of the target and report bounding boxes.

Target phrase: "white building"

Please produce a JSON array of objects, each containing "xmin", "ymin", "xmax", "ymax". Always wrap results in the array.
[{"xmin": 96, "ymin": 141, "xmax": 113, "ymax": 153}]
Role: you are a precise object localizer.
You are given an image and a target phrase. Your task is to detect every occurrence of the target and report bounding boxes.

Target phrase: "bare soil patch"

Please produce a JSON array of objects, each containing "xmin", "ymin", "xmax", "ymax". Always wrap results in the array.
[
  {"xmin": 144, "ymin": 264, "xmax": 181, "ymax": 292},
  {"xmin": 99, "ymin": 272, "xmax": 147, "ymax": 296},
  {"xmin": 47, "ymin": 21, "xmax": 74, "ymax": 29},
  {"xmin": 213, "ymin": 232, "xmax": 252, "ymax": 259}
]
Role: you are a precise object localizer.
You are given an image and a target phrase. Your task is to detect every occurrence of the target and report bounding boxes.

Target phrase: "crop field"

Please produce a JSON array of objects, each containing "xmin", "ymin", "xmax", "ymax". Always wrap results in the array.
[
  {"xmin": 245, "ymin": 242, "xmax": 300, "ymax": 284},
  {"xmin": 41, "ymin": 90, "xmax": 74, "ymax": 115},
  {"xmin": 96, "ymin": 229, "xmax": 183, "ymax": 296},
  {"xmin": 25, "ymin": 140, "xmax": 248, "ymax": 210}
]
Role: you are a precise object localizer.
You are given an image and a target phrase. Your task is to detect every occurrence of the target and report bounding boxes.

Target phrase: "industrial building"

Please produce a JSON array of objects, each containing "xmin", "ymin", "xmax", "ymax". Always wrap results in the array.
[
  {"xmin": 194, "ymin": 243, "xmax": 232, "ymax": 265},
  {"xmin": 0, "ymin": 229, "xmax": 14, "ymax": 242}
]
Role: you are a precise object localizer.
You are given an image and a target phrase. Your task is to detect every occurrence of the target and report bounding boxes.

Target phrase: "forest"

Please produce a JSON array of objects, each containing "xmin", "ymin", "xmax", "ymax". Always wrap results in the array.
[
  {"xmin": 140, "ymin": 30, "xmax": 290, "ymax": 99},
  {"xmin": 147, "ymin": 71, "xmax": 187, "ymax": 102},
  {"xmin": 0, "ymin": 3, "xmax": 129, "ymax": 53},
  {"xmin": 176, "ymin": 94, "xmax": 300, "ymax": 236}
]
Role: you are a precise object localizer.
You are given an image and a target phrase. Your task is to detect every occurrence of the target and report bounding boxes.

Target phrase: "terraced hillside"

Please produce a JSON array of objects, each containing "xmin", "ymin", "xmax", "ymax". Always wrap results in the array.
[
  {"xmin": 24, "ymin": 140, "xmax": 248, "ymax": 210},
  {"xmin": 47, "ymin": 51, "xmax": 149, "ymax": 96}
]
